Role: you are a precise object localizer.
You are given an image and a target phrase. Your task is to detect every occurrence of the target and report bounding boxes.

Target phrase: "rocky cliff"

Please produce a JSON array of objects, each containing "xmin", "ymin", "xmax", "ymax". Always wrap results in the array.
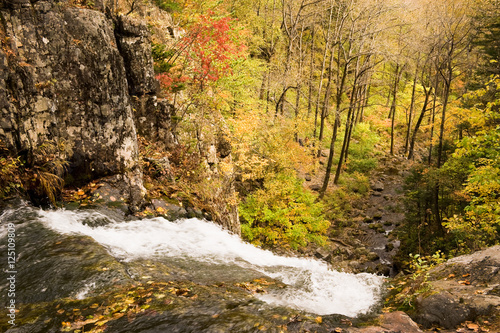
[
  {"xmin": 0, "ymin": 0, "xmax": 147, "ymax": 207},
  {"xmin": 0, "ymin": 0, "xmax": 240, "ymax": 232}
]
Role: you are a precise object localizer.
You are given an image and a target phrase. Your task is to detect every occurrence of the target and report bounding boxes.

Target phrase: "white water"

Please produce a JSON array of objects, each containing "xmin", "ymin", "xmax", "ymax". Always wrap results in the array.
[{"xmin": 39, "ymin": 209, "xmax": 384, "ymax": 317}]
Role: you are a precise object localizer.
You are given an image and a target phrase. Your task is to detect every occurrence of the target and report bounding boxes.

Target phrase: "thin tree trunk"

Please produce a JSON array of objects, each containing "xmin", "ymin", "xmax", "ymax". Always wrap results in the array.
[
  {"xmin": 428, "ymin": 75, "xmax": 439, "ymax": 165},
  {"xmin": 313, "ymin": 7, "xmax": 334, "ymax": 141},
  {"xmin": 334, "ymin": 84, "xmax": 357, "ymax": 184},
  {"xmin": 316, "ymin": 48, "xmax": 336, "ymax": 158},
  {"xmin": 318, "ymin": 60, "xmax": 349, "ymax": 198},
  {"xmin": 390, "ymin": 64, "xmax": 401, "ymax": 155},
  {"xmin": 359, "ymin": 81, "xmax": 371, "ymax": 123},
  {"xmin": 307, "ymin": 27, "xmax": 315, "ymax": 118},
  {"xmin": 404, "ymin": 65, "xmax": 419, "ymax": 153},
  {"xmin": 318, "ymin": 110, "xmax": 340, "ymax": 199},
  {"xmin": 437, "ymin": 81, "xmax": 451, "ymax": 168},
  {"xmin": 408, "ymin": 86, "xmax": 433, "ymax": 160}
]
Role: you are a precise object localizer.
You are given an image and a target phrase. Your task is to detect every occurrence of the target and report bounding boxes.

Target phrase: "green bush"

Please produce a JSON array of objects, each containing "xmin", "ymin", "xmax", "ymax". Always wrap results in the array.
[
  {"xmin": 239, "ymin": 172, "xmax": 330, "ymax": 250},
  {"xmin": 346, "ymin": 122, "xmax": 379, "ymax": 174},
  {"xmin": 153, "ymin": 0, "xmax": 181, "ymax": 13}
]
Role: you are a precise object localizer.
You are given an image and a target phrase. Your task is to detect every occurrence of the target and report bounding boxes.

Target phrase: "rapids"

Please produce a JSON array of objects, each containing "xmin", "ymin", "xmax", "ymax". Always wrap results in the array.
[{"xmin": 37, "ymin": 209, "xmax": 383, "ymax": 317}]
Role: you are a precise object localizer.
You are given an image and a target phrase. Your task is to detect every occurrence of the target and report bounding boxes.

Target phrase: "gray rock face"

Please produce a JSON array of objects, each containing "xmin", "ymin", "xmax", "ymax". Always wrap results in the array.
[
  {"xmin": 0, "ymin": 0, "xmax": 145, "ymax": 205},
  {"xmin": 116, "ymin": 15, "xmax": 158, "ymax": 96},
  {"xmin": 412, "ymin": 245, "xmax": 500, "ymax": 329},
  {"xmin": 0, "ymin": 0, "xmax": 240, "ymax": 231}
]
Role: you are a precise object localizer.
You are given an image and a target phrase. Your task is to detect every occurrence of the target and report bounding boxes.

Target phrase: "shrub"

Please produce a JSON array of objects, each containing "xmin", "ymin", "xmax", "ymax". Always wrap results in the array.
[{"xmin": 239, "ymin": 172, "xmax": 330, "ymax": 250}]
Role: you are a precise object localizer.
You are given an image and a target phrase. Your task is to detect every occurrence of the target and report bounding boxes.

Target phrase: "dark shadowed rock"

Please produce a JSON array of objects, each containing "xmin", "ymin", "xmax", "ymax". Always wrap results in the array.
[
  {"xmin": 116, "ymin": 15, "xmax": 158, "ymax": 96},
  {"xmin": 310, "ymin": 184, "xmax": 322, "ymax": 191}
]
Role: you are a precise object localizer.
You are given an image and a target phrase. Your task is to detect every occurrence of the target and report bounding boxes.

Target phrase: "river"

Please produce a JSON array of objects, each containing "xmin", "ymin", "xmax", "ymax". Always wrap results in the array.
[{"xmin": 0, "ymin": 202, "xmax": 385, "ymax": 332}]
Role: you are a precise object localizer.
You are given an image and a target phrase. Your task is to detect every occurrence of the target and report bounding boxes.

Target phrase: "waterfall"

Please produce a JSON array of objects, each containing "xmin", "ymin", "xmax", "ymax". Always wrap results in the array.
[{"xmin": 36, "ymin": 209, "xmax": 384, "ymax": 317}]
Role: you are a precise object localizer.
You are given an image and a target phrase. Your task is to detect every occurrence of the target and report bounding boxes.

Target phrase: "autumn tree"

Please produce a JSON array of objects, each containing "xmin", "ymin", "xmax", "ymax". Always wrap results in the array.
[{"xmin": 319, "ymin": 0, "xmax": 391, "ymax": 196}]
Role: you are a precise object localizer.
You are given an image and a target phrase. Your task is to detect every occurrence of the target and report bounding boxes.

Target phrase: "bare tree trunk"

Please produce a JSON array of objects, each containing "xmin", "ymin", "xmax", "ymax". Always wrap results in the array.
[
  {"xmin": 317, "ymin": 48, "xmax": 336, "ymax": 157},
  {"xmin": 390, "ymin": 64, "xmax": 402, "ymax": 155},
  {"xmin": 334, "ymin": 83, "xmax": 358, "ymax": 184},
  {"xmin": 428, "ymin": 75, "xmax": 439, "ymax": 165},
  {"xmin": 408, "ymin": 85, "xmax": 432, "ymax": 160},
  {"xmin": 313, "ymin": 5, "xmax": 334, "ymax": 141},
  {"xmin": 404, "ymin": 64, "xmax": 419, "ymax": 153},
  {"xmin": 307, "ymin": 27, "xmax": 315, "ymax": 118},
  {"xmin": 318, "ymin": 59, "xmax": 349, "ymax": 198},
  {"xmin": 359, "ymin": 80, "xmax": 371, "ymax": 123},
  {"xmin": 437, "ymin": 76, "xmax": 451, "ymax": 168}
]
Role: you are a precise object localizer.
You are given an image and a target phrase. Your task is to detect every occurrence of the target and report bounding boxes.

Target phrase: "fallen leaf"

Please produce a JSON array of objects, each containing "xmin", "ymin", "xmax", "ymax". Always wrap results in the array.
[
  {"xmin": 124, "ymin": 298, "xmax": 135, "ymax": 304},
  {"xmin": 57, "ymin": 309, "xmax": 65, "ymax": 314},
  {"xmin": 96, "ymin": 319, "xmax": 109, "ymax": 326},
  {"xmin": 462, "ymin": 273, "xmax": 471, "ymax": 278},
  {"xmin": 458, "ymin": 280, "xmax": 471, "ymax": 285},
  {"xmin": 467, "ymin": 323, "xmax": 479, "ymax": 330},
  {"xmin": 315, "ymin": 316, "xmax": 322, "ymax": 324},
  {"xmin": 113, "ymin": 313, "xmax": 125, "ymax": 319}
]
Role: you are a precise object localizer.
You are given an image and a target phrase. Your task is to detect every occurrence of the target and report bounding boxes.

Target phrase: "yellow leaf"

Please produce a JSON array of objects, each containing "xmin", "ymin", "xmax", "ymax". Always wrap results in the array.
[
  {"xmin": 96, "ymin": 319, "xmax": 109, "ymax": 326},
  {"xmin": 315, "ymin": 316, "xmax": 322, "ymax": 324},
  {"xmin": 124, "ymin": 298, "xmax": 135, "ymax": 304}
]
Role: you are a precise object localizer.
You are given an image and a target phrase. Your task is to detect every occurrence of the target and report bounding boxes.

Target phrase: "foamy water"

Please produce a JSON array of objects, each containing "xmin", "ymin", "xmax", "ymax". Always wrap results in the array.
[{"xmin": 37, "ymin": 209, "xmax": 384, "ymax": 316}]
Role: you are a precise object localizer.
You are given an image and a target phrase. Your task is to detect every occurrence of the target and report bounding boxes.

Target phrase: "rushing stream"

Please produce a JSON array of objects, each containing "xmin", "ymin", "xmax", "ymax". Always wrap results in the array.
[{"xmin": 1, "ymin": 204, "xmax": 385, "ymax": 331}]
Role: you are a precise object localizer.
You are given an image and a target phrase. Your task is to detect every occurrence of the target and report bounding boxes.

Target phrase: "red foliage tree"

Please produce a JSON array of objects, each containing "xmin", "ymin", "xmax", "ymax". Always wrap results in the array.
[{"xmin": 156, "ymin": 11, "xmax": 245, "ymax": 95}]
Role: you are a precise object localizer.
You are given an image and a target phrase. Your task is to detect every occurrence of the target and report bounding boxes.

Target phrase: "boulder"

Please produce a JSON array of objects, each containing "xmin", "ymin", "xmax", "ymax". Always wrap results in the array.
[
  {"xmin": 411, "ymin": 246, "xmax": 500, "ymax": 329},
  {"xmin": 371, "ymin": 181, "xmax": 384, "ymax": 192},
  {"xmin": 348, "ymin": 311, "xmax": 423, "ymax": 333}
]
